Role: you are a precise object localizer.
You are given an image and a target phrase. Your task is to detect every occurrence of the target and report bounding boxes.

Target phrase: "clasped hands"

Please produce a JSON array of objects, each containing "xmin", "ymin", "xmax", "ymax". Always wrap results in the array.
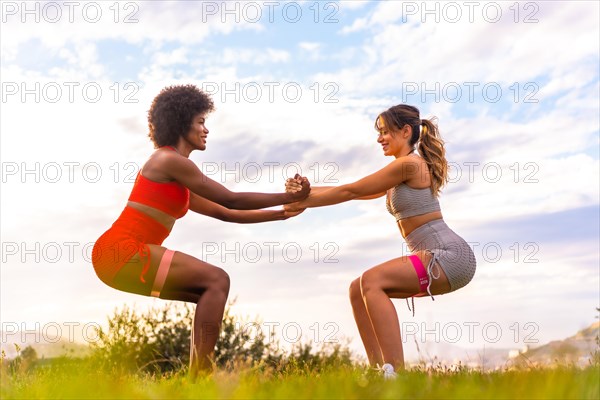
[{"xmin": 284, "ymin": 173, "xmax": 310, "ymax": 215}]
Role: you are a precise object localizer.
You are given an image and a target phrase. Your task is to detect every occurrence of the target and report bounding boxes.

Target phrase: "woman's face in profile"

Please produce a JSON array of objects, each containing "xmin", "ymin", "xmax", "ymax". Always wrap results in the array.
[
  {"xmin": 186, "ymin": 114, "xmax": 209, "ymax": 151},
  {"xmin": 376, "ymin": 117, "xmax": 398, "ymax": 157}
]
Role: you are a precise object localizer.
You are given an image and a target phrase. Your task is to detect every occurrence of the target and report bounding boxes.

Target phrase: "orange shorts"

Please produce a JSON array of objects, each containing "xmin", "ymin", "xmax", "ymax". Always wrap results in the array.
[{"xmin": 92, "ymin": 206, "xmax": 169, "ymax": 289}]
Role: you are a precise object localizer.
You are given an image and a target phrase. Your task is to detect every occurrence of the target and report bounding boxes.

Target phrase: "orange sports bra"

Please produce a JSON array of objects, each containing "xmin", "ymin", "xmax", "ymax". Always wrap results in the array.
[{"xmin": 127, "ymin": 147, "xmax": 190, "ymax": 219}]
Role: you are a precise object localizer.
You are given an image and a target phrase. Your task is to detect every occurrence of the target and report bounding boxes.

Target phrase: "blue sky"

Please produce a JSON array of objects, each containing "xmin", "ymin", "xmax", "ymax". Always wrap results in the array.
[{"xmin": 1, "ymin": 1, "xmax": 599, "ymax": 362}]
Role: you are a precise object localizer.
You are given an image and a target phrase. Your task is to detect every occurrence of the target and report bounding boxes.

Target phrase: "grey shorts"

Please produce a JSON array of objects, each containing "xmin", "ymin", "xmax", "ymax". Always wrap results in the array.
[{"xmin": 405, "ymin": 219, "xmax": 476, "ymax": 292}]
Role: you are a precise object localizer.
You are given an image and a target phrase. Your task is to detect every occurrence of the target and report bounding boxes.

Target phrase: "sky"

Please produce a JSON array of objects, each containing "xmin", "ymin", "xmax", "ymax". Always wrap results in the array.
[{"xmin": 1, "ymin": 0, "xmax": 599, "ymax": 362}]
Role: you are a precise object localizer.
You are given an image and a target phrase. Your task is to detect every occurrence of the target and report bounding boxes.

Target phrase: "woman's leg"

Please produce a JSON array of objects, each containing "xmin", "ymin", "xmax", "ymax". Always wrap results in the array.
[
  {"xmin": 349, "ymin": 278, "xmax": 384, "ymax": 366},
  {"xmin": 113, "ymin": 244, "xmax": 230, "ymax": 376},
  {"xmin": 359, "ymin": 251, "xmax": 451, "ymax": 370}
]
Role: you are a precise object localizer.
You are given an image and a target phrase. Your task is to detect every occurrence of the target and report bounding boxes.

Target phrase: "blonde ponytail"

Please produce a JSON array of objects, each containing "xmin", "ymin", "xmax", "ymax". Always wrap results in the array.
[{"xmin": 418, "ymin": 117, "xmax": 448, "ymax": 197}]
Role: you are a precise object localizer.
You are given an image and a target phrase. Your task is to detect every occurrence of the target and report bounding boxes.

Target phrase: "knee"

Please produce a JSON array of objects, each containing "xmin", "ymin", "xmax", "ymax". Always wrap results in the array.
[
  {"xmin": 349, "ymin": 278, "xmax": 362, "ymax": 303},
  {"xmin": 205, "ymin": 268, "xmax": 230, "ymax": 295},
  {"xmin": 216, "ymin": 269, "xmax": 230, "ymax": 294},
  {"xmin": 359, "ymin": 271, "xmax": 379, "ymax": 296}
]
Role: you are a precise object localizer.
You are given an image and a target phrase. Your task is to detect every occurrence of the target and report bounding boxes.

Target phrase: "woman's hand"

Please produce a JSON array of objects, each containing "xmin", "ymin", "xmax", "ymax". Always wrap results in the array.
[
  {"xmin": 282, "ymin": 206, "xmax": 305, "ymax": 218},
  {"xmin": 285, "ymin": 174, "xmax": 304, "ymax": 193},
  {"xmin": 287, "ymin": 174, "xmax": 311, "ymax": 200},
  {"xmin": 283, "ymin": 201, "xmax": 305, "ymax": 213}
]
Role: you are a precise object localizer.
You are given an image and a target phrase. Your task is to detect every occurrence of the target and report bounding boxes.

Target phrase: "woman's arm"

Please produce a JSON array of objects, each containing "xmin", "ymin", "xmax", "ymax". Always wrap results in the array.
[
  {"xmin": 189, "ymin": 193, "xmax": 304, "ymax": 223},
  {"xmin": 157, "ymin": 153, "xmax": 310, "ymax": 210},
  {"xmin": 289, "ymin": 157, "xmax": 414, "ymax": 210},
  {"xmin": 286, "ymin": 182, "xmax": 385, "ymax": 200}
]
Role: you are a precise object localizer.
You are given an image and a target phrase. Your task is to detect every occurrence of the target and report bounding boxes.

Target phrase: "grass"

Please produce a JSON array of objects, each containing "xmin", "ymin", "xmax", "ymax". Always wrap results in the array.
[{"xmin": 2, "ymin": 357, "xmax": 599, "ymax": 399}]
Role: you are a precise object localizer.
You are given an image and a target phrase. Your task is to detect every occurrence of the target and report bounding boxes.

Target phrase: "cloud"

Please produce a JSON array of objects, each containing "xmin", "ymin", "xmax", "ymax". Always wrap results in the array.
[
  {"xmin": 333, "ymin": 1, "xmax": 599, "ymax": 94},
  {"xmin": 299, "ymin": 42, "xmax": 320, "ymax": 52},
  {"xmin": 465, "ymin": 204, "xmax": 599, "ymax": 248},
  {"xmin": 1, "ymin": 1, "xmax": 263, "ymax": 52},
  {"xmin": 221, "ymin": 48, "xmax": 291, "ymax": 65},
  {"xmin": 152, "ymin": 47, "xmax": 188, "ymax": 67},
  {"xmin": 339, "ymin": 16, "xmax": 369, "ymax": 34},
  {"xmin": 338, "ymin": 1, "xmax": 371, "ymax": 11}
]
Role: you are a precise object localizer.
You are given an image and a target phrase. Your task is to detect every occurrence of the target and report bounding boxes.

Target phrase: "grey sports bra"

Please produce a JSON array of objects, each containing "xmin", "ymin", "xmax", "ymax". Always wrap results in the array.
[{"xmin": 386, "ymin": 183, "xmax": 441, "ymax": 220}]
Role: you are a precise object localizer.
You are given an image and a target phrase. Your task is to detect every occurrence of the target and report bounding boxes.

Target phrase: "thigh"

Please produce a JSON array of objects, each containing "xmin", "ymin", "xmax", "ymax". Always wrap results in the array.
[
  {"xmin": 111, "ymin": 243, "xmax": 166, "ymax": 297},
  {"xmin": 362, "ymin": 251, "xmax": 451, "ymax": 299},
  {"xmin": 158, "ymin": 248, "xmax": 229, "ymax": 303},
  {"xmin": 112, "ymin": 244, "xmax": 228, "ymax": 303}
]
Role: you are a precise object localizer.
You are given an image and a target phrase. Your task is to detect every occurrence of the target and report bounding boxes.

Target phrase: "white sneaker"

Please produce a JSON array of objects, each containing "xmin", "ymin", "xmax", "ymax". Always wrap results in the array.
[{"xmin": 380, "ymin": 363, "xmax": 397, "ymax": 380}]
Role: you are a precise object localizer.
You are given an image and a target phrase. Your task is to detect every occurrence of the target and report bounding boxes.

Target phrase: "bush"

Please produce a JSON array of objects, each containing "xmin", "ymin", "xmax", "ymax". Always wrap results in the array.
[
  {"xmin": 2, "ymin": 345, "xmax": 39, "ymax": 375},
  {"xmin": 91, "ymin": 303, "xmax": 193, "ymax": 373},
  {"xmin": 90, "ymin": 300, "xmax": 355, "ymax": 375}
]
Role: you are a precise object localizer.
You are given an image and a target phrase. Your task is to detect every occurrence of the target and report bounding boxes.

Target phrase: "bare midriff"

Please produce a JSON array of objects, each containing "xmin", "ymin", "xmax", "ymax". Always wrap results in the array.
[
  {"xmin": 127, "ymin": 201, "xmax": 176, "ymax": 231},
  {"xmin": 398, "ymin": 210, "xmax": 444, "ymax": 238}
]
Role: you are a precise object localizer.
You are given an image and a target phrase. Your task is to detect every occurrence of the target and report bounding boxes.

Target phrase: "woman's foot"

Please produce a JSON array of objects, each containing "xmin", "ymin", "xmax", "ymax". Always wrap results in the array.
[{"xmin": 380, "ymin": 363, "xmax": 397, "ymax": 380}]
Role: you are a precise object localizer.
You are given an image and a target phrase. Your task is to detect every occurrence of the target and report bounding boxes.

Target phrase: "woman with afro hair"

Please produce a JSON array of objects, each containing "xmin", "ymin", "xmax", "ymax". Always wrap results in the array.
[{"xmin": 92, "ymin": 84, "xmax": 309, "ymax": 375}]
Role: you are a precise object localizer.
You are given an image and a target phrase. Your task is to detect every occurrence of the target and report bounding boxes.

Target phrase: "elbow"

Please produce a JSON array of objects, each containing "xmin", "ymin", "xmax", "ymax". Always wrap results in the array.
[
  {"xmin": 221, "ymin": 192, "xmax": 256, "ymax": 210},
  {"xmin": 224, "ymin": 198, "xmax": 247, "ymax": 210},
  {"xmin": 343, "ymin": 186, "xmax": 362, "ymax": 201},
  {"xmin": 209, "ymin": 208, "xmax": 232, "ymax": 222},
  {"xmin": 217, "ymin": 192, "xmax": 238, "ymax": 209},
  {"xmin": 217, "ymin": 212, "xmax": 233, "ymax": 222},
  {"xmin": 221, "ymin": 199, "xmax": 236, "ymax": 209}
]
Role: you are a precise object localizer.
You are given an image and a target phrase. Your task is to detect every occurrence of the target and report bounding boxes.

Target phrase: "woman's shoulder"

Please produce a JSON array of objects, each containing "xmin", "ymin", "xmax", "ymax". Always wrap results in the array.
[
  {"xmin": 141, "ymin": 147, "xmax": 181, "ymax": 181},
  {"xmin": 400, "ymin": 154, "xmax": 432, "ymax": 188},
  {"xmin": 390, "ymin": 153, "xmax": 428, "ymax": 173}
]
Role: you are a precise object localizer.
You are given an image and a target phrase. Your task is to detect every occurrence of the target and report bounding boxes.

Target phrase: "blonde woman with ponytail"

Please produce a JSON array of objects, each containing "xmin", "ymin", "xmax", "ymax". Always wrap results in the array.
[{"xmin": 285, "ymin": 104, "xmax": 476, "ymax": 378}]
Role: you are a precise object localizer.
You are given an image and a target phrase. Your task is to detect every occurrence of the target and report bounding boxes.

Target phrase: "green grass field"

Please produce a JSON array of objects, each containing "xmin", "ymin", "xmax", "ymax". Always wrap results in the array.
[{"xmin": 2, "ymin": 358, "xmax": 598, "ymax": 399}]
